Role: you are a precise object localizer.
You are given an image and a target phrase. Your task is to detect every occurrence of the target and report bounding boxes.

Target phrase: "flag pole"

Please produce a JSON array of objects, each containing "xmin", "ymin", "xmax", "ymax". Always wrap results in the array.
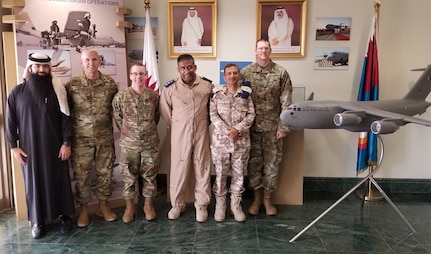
[
  {"xmin": 362, "ymin": 0, "xmax": 383, "ymax": 202},
  {"xmin": 374, "ymin": 0, "xmax": 380, "ymax": 41},
  {"xmin": 145, "ymin": 0, "xmax": 150, "ymax": 9}
]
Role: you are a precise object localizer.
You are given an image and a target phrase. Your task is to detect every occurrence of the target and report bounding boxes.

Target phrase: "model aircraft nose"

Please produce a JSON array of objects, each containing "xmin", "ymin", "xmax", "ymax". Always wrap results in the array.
[{"xmin": 280, "ymin": 110, "xmax": 290, "ymax": 124}]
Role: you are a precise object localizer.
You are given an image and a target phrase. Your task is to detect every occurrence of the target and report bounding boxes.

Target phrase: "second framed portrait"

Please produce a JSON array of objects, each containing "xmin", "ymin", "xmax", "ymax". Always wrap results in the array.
[
  {"xmin": 168, "ymin": 0, "xmax": 217, "ymax": 58},
  {"xmin": 257, "ymin": 0, "xmax": 307, "ymax": 58}
]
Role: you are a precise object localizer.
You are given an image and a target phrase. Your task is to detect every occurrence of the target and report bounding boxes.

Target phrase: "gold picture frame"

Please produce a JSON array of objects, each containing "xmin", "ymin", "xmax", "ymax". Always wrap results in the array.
[
  {"xmin": 257, "ymin": 0, "xmax": 307, "ymax": 58},
  {"xmin": 168, "ymin": 0, "xmax": 217, "ymax": 58}
]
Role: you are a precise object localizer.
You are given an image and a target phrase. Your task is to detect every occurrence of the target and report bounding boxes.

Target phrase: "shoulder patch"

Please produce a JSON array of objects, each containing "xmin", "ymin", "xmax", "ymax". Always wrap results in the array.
[
  {"xmin": 201, "ymin": 76, "xmax": 213, "ymax": 83},
  {"xmin": 242, "ymin": 81, "xmax": 251, "ymax": 87},
  {"xmin": 165, "ymin": 79, "xmax": 175, "ymax": 87},
  {"xmin": 241, "ymin": 86, "xmax": 252, "ymax": 94},
  {"xmin": 241, "ymin": 86, "xmax": 252, "ymax": 99}
]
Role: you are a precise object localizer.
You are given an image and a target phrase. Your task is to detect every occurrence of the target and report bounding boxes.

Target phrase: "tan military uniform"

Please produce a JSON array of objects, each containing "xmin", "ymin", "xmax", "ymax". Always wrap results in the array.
[
  {"xmin": 112, "ymin": 87, "xmax": 160, "ymax": 199},
  {"xmin": 65, "ymin": 72, "xmax": 118, "ymax": 203},
  {"xmin": 240, "ymin": 61, "xmax": 293, "ymax": 192},
  {"xmin": 159, "ymin": 76, "xmax": 213, "ymax": 209},
  {"xmin": 210, "ymin": 86, "xmax": 255, "ymax": 196}
]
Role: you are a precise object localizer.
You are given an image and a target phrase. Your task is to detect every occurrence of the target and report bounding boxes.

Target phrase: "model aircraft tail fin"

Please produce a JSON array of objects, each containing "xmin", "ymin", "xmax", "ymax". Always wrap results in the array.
[
  {"xmin": 307, "ymin": 92, "xmax": 314, "ymax": 101},
  {"xmin": 403, "ymin": 65, "xmax": 431, "ymax": 101}
]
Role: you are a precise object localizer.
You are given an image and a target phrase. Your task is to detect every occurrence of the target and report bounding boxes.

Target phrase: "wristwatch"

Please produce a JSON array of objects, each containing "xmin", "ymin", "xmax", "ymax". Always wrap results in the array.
[{"xmin": 63, "ymin": 141, "xmax": 71, "ymax": 147}]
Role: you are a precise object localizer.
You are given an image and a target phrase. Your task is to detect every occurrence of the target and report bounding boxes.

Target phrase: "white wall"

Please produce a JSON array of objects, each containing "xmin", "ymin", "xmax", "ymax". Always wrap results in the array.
[{"xmin": 125, "ymin": 0, "xmax": 431, "ymax": 179}]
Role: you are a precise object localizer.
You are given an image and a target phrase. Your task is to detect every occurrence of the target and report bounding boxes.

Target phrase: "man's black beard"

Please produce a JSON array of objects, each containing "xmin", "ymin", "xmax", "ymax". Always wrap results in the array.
[
  {"xmin": 27, "ymin": 72, "xmax": 52, "ymax": 84},
  {"xmin": 27, "ymin": 72, "xmax": 53, "ymax": 99}
]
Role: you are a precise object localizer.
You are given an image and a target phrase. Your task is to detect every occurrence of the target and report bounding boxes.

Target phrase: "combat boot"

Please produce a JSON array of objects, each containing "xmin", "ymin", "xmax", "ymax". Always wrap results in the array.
[
  {"xmin": 122, "ymin": 199, "xmax": 135, "ymax": 223},
  {"xmin": 77, "ymin": 203, "xmax": 89, "ymax": 228},
  {"xmin": 143, "ymin": 197, "xmax": 156, "ymax": 221},
  {"xmin": 214, "ymin": 195, "xmax": 226, "ymax": 222},
  {"xmin": 230, "ymin": 193, "xmax": 246, "ymax": 222},
  {"xmin": 263, "ymin": 189, "xmax": 277, "ymax": 215},
  {"xmin": 96, "ymin": 200, "xmax": 118, "ymax": 221},
  {"xmin": 248, "ymin": 188, "xmax": 262, "ymax": 215},
  {"xmin": 168, "ymin": 206, "xmax": 185, "ymax": 220},
  {"xmin": 195, "ymin": 205, "xmax": 208, "ymax": 222}
]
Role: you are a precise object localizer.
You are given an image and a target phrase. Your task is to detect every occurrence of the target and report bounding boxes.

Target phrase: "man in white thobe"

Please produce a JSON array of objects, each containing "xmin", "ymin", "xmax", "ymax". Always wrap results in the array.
[
  {"xmin": 181, "ymin": 7, "xmax": 204, "ymax": 47},
  {"xmin": 268, "ymin": 7, "xmax": 294, "ymax": 48}
]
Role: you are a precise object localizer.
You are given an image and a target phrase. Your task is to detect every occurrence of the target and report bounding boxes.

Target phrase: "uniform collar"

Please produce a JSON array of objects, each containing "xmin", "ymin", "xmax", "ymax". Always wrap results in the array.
[
  {"xmin": 253, "ymin": 60, "xmax": 275, "ymax": 73},
  {"xmin": 180, "ymin": 75, "xmax": 201, "ymax": 88},
  {"xmin": 222, "ymin": 85, "xmax": 241, "ymax": 95}
]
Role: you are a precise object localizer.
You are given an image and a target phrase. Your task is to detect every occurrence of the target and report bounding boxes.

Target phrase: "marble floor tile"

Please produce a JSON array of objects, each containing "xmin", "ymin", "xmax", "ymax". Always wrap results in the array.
[{"xmin": 1, "ymin": 191, "xmax": 431, "ymax": 253}]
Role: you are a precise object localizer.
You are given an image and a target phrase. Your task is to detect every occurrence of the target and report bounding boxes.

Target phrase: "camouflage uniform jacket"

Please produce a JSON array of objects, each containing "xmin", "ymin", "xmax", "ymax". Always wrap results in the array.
[
  {"xmin": 65, "ymin": 72, "xmax": 118, "ymax": 140},
  {"xmin": 240, "ymin": 60, "xmax": 293, "ymax": 132},
  {"xmin": 112, "ymin": 86, "xmax": 160, "ymax": 150},
  {"xmin": 210, "ymin": 85, "xmax": 255, "ymax": 153}
]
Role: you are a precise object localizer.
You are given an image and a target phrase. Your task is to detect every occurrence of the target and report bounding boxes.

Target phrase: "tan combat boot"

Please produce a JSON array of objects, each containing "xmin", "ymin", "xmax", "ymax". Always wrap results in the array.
[
  {"xmin": 263, "ymin": 189, "xmax": 277, "ymax": 215},
  {"xmin": 77, "ymin": 203, "xmax": 89, "ymax": 228},
  {"xmin": 214, "ymin": 195, "xmax": 226, "ymax": 222},
  {"xmin": 195, "ymin": 205, "xmax": 208, "ymax": 222},
  {"xmin": 143, "ymin": 197, "xmax": 156, "ymax": 221},
  {"xmin": 122, "ymin": 199, "xmax": 135, "ymax": 223},
  {"xmin": 168, "ymin": 206, "xmax": 185, "ymax": 220},
  {"xmin": 96, "ymin": 200, "xmax": 118, "ymax": 221},
  {"xmin": 248, "ymin": 188, "xmax": 262, "ymax": 215},
  {"xmin": 231, "ymin": 194, "xmax": 246, "ymax": 222}
]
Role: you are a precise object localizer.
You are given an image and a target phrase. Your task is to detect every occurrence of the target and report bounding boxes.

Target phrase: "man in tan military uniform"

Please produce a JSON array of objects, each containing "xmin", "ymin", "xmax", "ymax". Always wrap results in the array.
[
  {"xmin": 65, "ymin": 49, "xmax": 118, "ymax": 227},
  {"xmin": 210, "ymin": 63, "xmax": 255, "ymax": 222},
  {"xmin": 241, "ymin": 39, "xmax": 293, "ymax": 216},
  {"xmin": 159, "ymin": 54, "xmax": 213, "ymax": 222},
  {"xmin": 112, "ymin": 63, "xmax": 160, "ymax": 222}
]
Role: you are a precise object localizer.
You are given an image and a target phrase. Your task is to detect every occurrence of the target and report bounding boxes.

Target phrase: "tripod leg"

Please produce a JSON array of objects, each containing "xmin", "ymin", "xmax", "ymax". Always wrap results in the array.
[
  {"xmin": 361, "ymin": 179, "xmax": 369, "ymax": 208},
  {"xmin": 369, "ymin": 177, "xmax": 415, "ymax": 233},
  {"xmin": 289, "ymin": 173, "xmax": 372, "ymax": 242}
]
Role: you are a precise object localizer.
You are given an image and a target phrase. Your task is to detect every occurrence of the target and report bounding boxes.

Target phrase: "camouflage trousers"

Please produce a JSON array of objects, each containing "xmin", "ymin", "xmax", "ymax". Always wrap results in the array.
[
  {"xmin": 71, "ymin": 138, "xmax": 116, "ymax": 204},
  {"xmin": 120, "ymin": 147, "xmax": 159, "ymax": 200},
  {"xmin": 247, "ymin": 131, "xmax": 283, "ymax": 192},
  {"xmin": 211, "ymin": 147, "xmax": 249, "ymax": 196}
]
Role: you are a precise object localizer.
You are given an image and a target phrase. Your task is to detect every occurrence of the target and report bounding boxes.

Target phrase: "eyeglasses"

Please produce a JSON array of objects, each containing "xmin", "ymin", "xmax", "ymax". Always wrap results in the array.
[{"xmin": 130, "ymin": 72, "xmax": 147, "ymax": 76}]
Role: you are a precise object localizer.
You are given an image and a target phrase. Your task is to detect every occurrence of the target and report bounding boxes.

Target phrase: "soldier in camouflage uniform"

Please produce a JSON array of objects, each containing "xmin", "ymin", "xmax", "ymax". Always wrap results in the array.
[
  {"xmin": 112, "ymin": 63, "xmax": 160, "ymax": 222},
  {"xmin": 210, "ymin": 63, "xmax": 255, "ymax": 222},
  {"xmin": 159, "ymin": 54, "xmax": 213, "ymax": 222},
  {"xmin": 65, "ymin": 49, "xmax": 118, "ymax": 227},
  {"xmin": 240, "ymin": 39, "xmax": 293, "ymax": 216}
]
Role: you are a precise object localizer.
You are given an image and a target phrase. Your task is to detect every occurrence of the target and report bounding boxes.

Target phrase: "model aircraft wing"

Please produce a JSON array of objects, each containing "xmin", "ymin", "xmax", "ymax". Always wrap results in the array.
[
  {"xmin": 339, "ymin": 104, "xmax": 431, "ymax": 126},
  {"xmin": 400, "ymin": 115, "xmax": 431, "ymax": 126}
]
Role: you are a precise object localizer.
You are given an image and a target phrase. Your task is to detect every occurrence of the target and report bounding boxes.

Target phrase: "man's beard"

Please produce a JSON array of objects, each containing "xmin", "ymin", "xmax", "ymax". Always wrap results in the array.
[
  {"xmin": 28, "ymin": 72, "xmax": 52, "ymax": 84},
  {"xmin": 27, "ymin": 72, "xmax": 53, "ymax": 99}
]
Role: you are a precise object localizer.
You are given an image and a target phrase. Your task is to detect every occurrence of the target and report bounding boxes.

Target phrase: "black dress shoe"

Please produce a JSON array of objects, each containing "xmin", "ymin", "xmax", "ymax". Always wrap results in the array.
[
  {"xmin": 31, "ymin": 223, "xmax": 45, "ymax": 239},
  {"xmin": 60, "ymin": 215, "xmax": 72, "ymax": 234}
]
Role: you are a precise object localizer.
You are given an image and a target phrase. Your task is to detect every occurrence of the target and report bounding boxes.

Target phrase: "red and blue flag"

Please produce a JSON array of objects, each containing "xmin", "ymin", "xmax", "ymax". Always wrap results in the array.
[{"xmin": 356, "ymin": 15, "xmax": 379, "ymax": 173}]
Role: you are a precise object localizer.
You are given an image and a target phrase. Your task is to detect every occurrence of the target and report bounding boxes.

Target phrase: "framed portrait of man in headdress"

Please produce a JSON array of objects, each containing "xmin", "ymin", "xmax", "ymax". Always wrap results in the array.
[
  {"xmin": 168, "ymin": 0, "xmax": 217, "ymax": 58},
  {"xmin": 257, "ymin": 0, "xmax": 307, "ymax": 58}
]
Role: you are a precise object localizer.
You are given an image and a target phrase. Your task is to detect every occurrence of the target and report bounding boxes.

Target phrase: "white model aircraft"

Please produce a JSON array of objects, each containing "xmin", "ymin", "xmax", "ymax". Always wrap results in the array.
[{"xmin": 280, "ymin": 65, "xmax": 431, "ymax": 134}]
